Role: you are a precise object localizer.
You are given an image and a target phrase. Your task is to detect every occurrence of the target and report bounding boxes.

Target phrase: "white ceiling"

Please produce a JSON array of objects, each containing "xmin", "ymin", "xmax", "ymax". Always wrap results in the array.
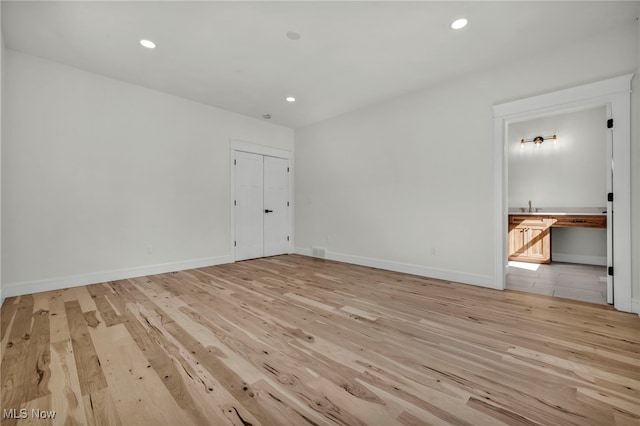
[{"xmin": 2, "ymin": 1, "xmax": 639, "ymax": 128}]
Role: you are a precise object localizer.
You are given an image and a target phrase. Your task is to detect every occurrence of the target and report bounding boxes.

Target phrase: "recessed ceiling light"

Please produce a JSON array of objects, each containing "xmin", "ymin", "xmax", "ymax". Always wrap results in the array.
[
  {"xmin": 140, "ymin": 39, "xmax": 156, "ymax": 49},
  {"xmin": 286, "ymin": 31, "xmax": 301, "ymax": 40},
  {"xmin": 450, "ymin": 18, "xmax": 468, "ymax": 30},
  {"xmin": 286, "ymin": 96, "xmax": 296, "ymax": 103},
  {"xmin": 262, "ymin": 114, "xmax": 271, "ymax": 119}
]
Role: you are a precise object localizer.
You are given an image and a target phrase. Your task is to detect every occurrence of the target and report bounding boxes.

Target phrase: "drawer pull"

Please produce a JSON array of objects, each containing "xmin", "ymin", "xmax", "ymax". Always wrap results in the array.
[{"xmin": 572, "ymin": 219, "xmax": 586, "ymax": 223}]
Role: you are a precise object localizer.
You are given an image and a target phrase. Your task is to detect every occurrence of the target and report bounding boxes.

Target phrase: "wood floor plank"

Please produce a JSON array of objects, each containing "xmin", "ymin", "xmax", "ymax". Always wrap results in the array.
[
  {"xmin": 22, "ymin": 306, "xmax": 51, "ymax": 403},
  {"xmin": 397, "ymin": 410, "xmax": 436, "ymax": 426},
  {"xmin": 64, "ymin": 301, "xmax": 107, "ymax": 396},
  {"xmin": 48, "ymin": 291, "xmax": 88, "ymax": 426},
  {"xmin": 82, "ymin": 388, "xmax": 122, "ymax": 426},
  {"xmin": 1, "ymin": 295, "xmax": 35, "ymax": 425},
  {"xmin": 72, "ymin": 286, "xmax": 98, "ymax": 314},
  {"xmin": 1, "ymin": 297, "xmax": 19, "ymax": 348},
  {"xmin": 122, "ymin": 308, "xmax": 236, "ymax": 426},
  {"xmin": 49, "ymin": 340, "xmax": 86, "ymax": 426},
  {"xmin": 90, "ymin": 295, "xmax": 121, "ymax": 327},
  {"xmin": 16, "ymin": 395, "xmax": 54, "ymax": 426},
  {"xmin": 86, "ymin": 317, "xmax": 187, "ymax": 426},
  {"xmin": 1, "ymin": 254, "xmax": 638, "ymax": 425}
]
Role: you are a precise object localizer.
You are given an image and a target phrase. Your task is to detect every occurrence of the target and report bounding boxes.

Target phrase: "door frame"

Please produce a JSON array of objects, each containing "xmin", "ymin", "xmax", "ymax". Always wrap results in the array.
[
  {"xmin": 229, "ymin": 139, "xmax": 294, "ymax": 262},
  {"xmin": 493, "ymin": 74, "xmax": 633, "ymax": 313}
]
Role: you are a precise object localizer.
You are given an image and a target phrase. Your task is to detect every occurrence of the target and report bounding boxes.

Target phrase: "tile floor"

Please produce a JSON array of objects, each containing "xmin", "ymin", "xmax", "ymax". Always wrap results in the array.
[{"xmin": 506, "ymin": 261, "xmax": 608, "ymax": 305}]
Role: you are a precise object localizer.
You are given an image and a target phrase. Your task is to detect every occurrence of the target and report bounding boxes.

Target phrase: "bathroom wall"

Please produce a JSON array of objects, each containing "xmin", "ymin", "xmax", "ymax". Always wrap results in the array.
[{"xmin": 508, "ymin": 106, "xmax": 607, "ymax": 265}]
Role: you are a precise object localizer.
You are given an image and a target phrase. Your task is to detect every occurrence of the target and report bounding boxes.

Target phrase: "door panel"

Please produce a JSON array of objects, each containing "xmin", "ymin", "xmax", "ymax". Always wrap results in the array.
[
  {"xmin": 508, "ymin": 225, "xmax": 526, "ymax": 258},
  {"xmin": 263, "ymin": 156, "xmax": 290, "ymax": 256},
  {"xmin": 527, "ymin": 227, "xmax": 549, "ymax": 261},
  {"xmin": 235, "ymin": 151, "xmax": 264, "ymax": 261}
]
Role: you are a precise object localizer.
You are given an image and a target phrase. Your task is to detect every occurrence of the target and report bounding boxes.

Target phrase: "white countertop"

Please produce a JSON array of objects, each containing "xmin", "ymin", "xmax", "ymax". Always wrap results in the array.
[{"xmin": 508, "ymin": 207, "xmax": 606, "ymax": 216}]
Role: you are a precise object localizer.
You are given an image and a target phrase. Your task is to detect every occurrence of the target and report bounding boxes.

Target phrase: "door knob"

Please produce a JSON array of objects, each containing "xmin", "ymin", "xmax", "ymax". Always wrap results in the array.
[{"xmin": 264, "ymin": 209, "xmax": 273, "ymax": 213}]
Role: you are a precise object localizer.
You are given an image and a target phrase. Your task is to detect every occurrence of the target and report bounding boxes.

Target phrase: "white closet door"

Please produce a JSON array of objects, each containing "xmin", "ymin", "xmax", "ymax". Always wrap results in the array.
[
  {"xmin": 263, "ymin": 156, "xmax": 290, "ymax": 256},
  {"xmin": 234, "ymin": 151, "xmax": 264, "ymax": 261}
]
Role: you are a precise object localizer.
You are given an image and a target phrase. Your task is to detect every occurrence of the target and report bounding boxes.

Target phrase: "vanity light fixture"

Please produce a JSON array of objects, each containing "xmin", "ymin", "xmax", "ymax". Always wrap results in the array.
[{"xmin": 520, "ymin": 134, "xmax": 557, "ymax": 147}]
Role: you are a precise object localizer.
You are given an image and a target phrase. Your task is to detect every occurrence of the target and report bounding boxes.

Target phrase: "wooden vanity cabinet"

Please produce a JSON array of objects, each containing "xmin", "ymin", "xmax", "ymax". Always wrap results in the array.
[
  {"xmin": 508, "ymin": 213, "xmax": 606, "ymax": 265},
  {"xmin": 508, "ymin": 216, "xmax": 552, "ymax": 264}
]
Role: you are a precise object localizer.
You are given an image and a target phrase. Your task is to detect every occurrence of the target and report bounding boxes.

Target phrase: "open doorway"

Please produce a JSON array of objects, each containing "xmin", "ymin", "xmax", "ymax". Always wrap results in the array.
[
  {"xmin": 505, "ymin": 107, "xmax": 609, "ymax": 305},
  {"xmin": 493, "ymin": 74, "xmax": 633, "ymax": 313}
]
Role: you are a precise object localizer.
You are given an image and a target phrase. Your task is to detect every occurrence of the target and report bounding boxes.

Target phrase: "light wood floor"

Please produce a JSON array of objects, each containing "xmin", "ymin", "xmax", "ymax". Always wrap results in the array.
[
  {"xmin": 506, "ymin": 262, "xmax": 608, "ymax": 305},
  {"xmin": 1, "ymin": 255, "xmax": 639, "ymax": 426}
]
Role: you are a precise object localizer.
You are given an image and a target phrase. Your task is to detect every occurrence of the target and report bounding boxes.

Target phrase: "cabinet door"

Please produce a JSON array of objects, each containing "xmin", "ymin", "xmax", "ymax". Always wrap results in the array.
[
  {"xmin": 525, "ymin": 226, "xmax": 550, "ymax": 263},
  {"xmin": 508, "ymin": 224, "xmax": 527, "ymax": 258},
  {"xmin": 508, "ymin": 219, "xmax": 551, "ymax": 264}
]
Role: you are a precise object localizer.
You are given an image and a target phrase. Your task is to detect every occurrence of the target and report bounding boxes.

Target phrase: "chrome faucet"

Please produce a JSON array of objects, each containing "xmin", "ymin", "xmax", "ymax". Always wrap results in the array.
[{"xmin": 528, "ymin": 200, "xmax": 532, "ymax": 212}]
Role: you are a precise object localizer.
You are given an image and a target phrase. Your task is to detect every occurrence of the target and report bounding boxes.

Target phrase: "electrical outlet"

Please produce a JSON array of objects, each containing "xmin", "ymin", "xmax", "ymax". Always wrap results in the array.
[{"xmin": 147, "ymin": 245, "xmax": 153, "ymax": 254}]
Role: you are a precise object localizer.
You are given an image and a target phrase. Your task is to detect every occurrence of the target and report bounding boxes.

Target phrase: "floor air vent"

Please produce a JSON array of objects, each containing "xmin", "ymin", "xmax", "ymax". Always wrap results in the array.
[{"xmin": 311, "ymin": 247, "xmax": 327, "ymax": 258}]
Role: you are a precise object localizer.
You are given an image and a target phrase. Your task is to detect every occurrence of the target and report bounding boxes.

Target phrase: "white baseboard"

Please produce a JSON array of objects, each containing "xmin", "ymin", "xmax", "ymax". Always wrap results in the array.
[
  {"xmin": 632, "ymin": 298, "xmax": 640, "ymax": 315},
  {"xmin": 294, "ymin": 247, "xmax": 313, "ymax": 257},
  {"xmin": 552, "ymin": 253, "xmax": 607, "ymax": 266},
  {"xmin": 1, "ymin": 255, "xmax": 233, "ymax": 300},
  {"xmin": 294, "ymin": 247, "xmax": 497, "ymax": 289}
]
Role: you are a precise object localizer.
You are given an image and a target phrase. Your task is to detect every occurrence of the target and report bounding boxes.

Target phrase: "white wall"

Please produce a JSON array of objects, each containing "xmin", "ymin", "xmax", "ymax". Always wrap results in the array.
[
  {"xmin": 508, "ymin": 107, "xmax": 607, "ymax": 265},
  {"xmin": 634, "ymin": 14, "xmax": 640, "ymax": 314},
  {"xmin": 2, "ymin": 50, "xmax": 293, "ymax": 295},
  {"xmin": 0, "ymin": 5, "xmax": 4, "ymax": 305},
  {"xmin": 508, "ymin": 107, "xmax": 607, "ymax": 209},
  {"xmin": 295, "ymin": 24, "xmax": 639, "ymax": 297}
]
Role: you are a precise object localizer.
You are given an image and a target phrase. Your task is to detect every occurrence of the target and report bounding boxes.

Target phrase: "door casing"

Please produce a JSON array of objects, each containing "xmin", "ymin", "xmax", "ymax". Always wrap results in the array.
[{"xmin": 493, "ymin": 74, "xmax": 633, "ymax": 313}]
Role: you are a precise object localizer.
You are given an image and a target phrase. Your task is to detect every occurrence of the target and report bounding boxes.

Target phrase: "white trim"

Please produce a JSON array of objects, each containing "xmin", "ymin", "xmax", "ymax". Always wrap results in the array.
[
  {"xmin": 493, "ymin": 74, "xmax": 633, "ymax": 118},
  {"xmin": 632, "ymin": 298, "xmax": 640, "ymax": 315},
  {"xmin": 229, "ymin": 139, "xmax": 294, "ymax": 262},
  {"xmin": 230, "ymin": 139, "xmax": 292, "ymax": 160},
  {"xmin": 493, "ymin": 74, "xmax": 633, "ymax": 312},
  {"xmin": 493, "ymin": 115, "xmax": 508, "ymax": 297},
  {"xmin": 1, "ymin": 255, "xmax": 232, "ymax": 299},
  {"xmin": 552, "ymin": 254, "xmax": 607, "ymax": 266},
  {"xmin": 294, "ymin": 248, "xmax": 496, "ymax": 289},
  {"xmin": 294, "ymin": 247, "xmax": 313, "ymax": 257}
]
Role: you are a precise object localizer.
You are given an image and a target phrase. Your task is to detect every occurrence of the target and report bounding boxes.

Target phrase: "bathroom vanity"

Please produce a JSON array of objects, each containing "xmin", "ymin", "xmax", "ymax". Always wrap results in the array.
[{"xmin": 507, "ymin": 208, "xmax": 606, "ymax": 264}]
